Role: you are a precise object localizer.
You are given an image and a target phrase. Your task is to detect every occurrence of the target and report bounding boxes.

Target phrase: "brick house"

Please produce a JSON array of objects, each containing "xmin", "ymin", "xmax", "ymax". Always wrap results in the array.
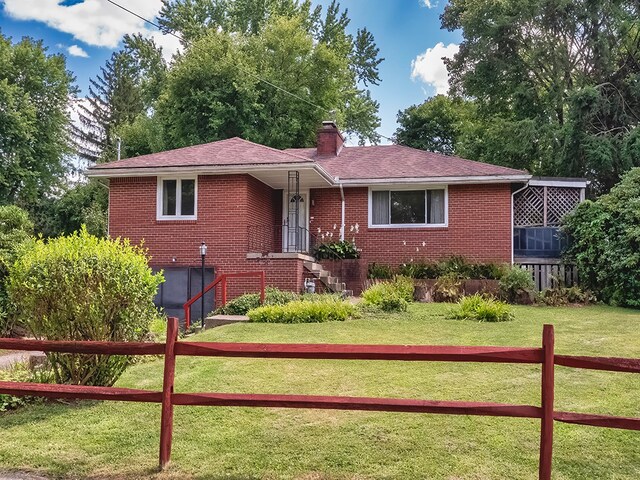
[{"xmin": 87, "ymin": 121, "xmax": 583, "ymax": 316}]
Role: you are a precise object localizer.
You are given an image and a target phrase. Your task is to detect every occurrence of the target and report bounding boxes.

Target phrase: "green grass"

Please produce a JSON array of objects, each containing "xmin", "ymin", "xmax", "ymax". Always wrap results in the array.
[{"xmin": 1, "ymin": 303, "xmax": 639, "ymax": 479}]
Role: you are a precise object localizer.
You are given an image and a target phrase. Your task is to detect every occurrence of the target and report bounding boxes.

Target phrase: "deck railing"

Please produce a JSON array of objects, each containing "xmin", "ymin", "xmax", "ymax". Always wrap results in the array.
[
  {"xmin": 183, "ymin": 271, "xmax": 266, "ymax": 329},
  {"xmin": 0, "ymin": 321, "xmax": 638, "ymax": 478}
]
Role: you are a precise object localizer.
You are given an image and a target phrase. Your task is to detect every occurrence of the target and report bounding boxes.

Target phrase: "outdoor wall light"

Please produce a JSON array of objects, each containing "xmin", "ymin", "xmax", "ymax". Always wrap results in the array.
[{"xmin": 199, "ymin": 241, "xmax": 207, "ymax": 329}]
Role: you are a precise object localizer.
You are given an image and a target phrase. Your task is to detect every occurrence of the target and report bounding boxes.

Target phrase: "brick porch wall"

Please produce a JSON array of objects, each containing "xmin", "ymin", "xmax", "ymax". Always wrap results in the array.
[{"xmin": 309, "ymin": 184, "xmax": 512, "ymax": 266}]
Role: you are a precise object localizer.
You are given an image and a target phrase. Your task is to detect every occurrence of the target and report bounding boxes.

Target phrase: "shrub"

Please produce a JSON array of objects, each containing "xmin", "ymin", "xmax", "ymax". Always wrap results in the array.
[
  {"xmin": 215, "ymin": 287, "xmax": 298, "ymax": 315},
  {"xmin": 0, "ymin": 205, "xmax": 33, "ymax": 336},
  {"xmin": 247, "ymin": 297, "xmax": 357, "ymax": 323},
  {"xmin": 437, "ymin": 255, "xmax": 472, "ymax": 279},
  {"xmin": 0, "ymin": 362, "xmax": 55, "ymax": 412},
  {"xmin": 313, "ymin": 240, "xmax": 360, "ymax": 260},
  {"xmin": 499, "ymin": 266, "xmax": 535, "ymax": 304},
  {"xmin": 397, "ymin": 261, "xmax": 441, "ymax": 279},
  {"xmin": 8, "ymin": 228, "xmax": 164, "ymax": 386},
  {"xmin": 447, "ymin": 294, "xmax": 514, "ymax": 322},
  {"xmin": 362, "ymin": 276, "xmax": 414, "ymax": 312},
  {"xmin": 563, "ymin": 168, "xmax": 640, "ymax": 307},
  {"xmin": 540, "ymin": 285, "xmax": 595, "ymax": 306},
  {"xmin": 433, "ymin": 273, "xmax": 463, "ymax": 302},
  {"xmin": 367, "ymin": 262, "xmax": 394, "ymax": 279}
]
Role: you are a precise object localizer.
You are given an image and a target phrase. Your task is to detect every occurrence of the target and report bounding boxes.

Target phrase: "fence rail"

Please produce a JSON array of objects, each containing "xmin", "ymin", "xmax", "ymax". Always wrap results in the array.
[{"xmin": 0, "ymin": 320, "xmax": 638, "ymax": 479}]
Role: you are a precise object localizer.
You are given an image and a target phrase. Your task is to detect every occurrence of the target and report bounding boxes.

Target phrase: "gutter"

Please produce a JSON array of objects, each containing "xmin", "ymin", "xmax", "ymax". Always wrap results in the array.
[
  {"xmin": 338, "ymin": 174, "xmax": 532, "ymax": 186},
  {"xmin": 511, "ymin": 181, "xmax": 530, "ymax": 265},
  {"xmin": 338, "ymin": 180, "xmax": 345, "ymax": 241}
]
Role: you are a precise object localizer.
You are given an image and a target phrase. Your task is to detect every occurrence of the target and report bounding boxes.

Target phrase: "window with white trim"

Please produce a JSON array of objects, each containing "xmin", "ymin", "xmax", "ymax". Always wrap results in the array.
[
  {"xmin": 370, "ymin": 188, "xmax": 446, "ymax": 226},
  {"xmin": 157, "ymin": 178, "xmax": 197, "ymax": 219}
]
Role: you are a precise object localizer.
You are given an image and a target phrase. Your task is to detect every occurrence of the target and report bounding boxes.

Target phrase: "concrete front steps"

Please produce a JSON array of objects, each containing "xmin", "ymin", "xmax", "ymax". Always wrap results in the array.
[{"xmin": 303, "ymin": 261, "xmax": 346, "ymax": 293}]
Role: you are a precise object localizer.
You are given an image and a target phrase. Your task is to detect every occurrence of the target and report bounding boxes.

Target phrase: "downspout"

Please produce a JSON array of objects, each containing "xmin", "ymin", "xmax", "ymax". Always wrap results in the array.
[
  {"xmin": 511, "ymin": 182, "xmax": 530, "ymax": 265},
  {"xmin": 338, "ymin": 179, "xmax": 345, "ymax": 241}
]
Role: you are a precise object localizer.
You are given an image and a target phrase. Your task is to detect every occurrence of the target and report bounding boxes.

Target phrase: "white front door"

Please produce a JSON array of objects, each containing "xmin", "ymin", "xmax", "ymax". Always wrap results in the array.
[{"xmin": 283, "ymin": 192, "xmax": 309, "ymax": 252}]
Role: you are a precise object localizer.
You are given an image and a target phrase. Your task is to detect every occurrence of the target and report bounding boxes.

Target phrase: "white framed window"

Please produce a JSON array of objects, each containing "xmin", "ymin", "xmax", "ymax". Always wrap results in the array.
[
  {"xmin": 368, "ymin": 186, "xmax": 448, "ymax": 228},
  {"xmin": 157, "ymin": 177, "xmax": 197, "ymax": 220}
]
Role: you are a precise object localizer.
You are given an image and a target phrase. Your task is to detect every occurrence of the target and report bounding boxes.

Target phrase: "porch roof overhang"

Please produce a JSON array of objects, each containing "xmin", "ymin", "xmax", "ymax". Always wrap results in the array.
[{"xmin": 87, "ymin": 163, "xmax": 335, "ymax": 189}]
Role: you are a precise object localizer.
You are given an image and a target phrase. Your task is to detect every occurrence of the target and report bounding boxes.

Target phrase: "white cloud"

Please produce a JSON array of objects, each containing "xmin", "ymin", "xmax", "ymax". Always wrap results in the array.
[
  {"xmin": 420, "ymin": 0, "xmax": 437, "ymax": 8},
  {"xmin": 2, "ymin": 0, "xmax": 180, "ymax": 60},
  {"xmin": 410, "ymin": 42, "xmax": 459, "ymax": 95},
  {"xmin": 67, "ymin": 44, "xmax": 89, "ymax": 58}
]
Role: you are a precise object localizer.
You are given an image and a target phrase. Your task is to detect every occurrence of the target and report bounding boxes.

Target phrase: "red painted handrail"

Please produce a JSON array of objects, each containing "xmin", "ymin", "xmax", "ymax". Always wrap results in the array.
[
  {"xmin": 0, "ymin": 323, "xmax": 638, "ymax": 478},
  {"xmin": 183, "ymin": 271, "xmax": 266, "ymax": 329}
]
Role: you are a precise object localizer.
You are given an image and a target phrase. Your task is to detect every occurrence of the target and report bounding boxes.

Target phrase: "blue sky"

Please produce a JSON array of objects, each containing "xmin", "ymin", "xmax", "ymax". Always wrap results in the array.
[{"xmin": 0, "ymin": 0, "xmax": 461, "ymax": 143}]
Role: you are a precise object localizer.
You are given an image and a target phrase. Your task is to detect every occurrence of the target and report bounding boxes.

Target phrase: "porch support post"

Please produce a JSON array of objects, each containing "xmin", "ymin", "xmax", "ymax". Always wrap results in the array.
[{"xmin": 339, "ymin": 181, "xmax": 345, "ymax": 241}]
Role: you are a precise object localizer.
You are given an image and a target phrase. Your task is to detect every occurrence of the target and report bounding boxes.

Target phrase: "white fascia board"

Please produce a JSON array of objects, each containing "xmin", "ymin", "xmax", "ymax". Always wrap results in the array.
[
  {"xmin": 338, "ymin": 174, "xmax": 532, "ymax": 186},
  {"xmin": 528, "ymin": 179, "xmax": 588, "ymax": 188},
  {"xmin": 86, "ymin": 163, "xmax": 333, "ymax": 183}
]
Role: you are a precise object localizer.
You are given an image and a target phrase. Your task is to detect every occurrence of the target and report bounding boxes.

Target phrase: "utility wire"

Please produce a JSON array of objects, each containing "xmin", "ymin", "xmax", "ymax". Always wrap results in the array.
[{"xmin": 104, "ymin": 0, "xmax": 397, "ymax": 145}]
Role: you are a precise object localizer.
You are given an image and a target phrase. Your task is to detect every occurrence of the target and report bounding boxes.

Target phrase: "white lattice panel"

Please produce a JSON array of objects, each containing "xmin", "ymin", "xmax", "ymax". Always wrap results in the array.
[
  {"xmin": 546, "ymin": 187, "xmax": 581, "ymax": 225},
  {"xmin": 514, "ymin": 187, "xmax": 544, "ymax": 227}
]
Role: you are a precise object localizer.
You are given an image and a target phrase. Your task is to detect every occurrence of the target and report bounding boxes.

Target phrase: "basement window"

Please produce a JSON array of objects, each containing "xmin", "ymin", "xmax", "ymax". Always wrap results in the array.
[
  {"xmin": 369, "ymin": 187, "xmax": 447, "ymax": 227},
  {"xmin": 157, "ymin": 177, "xmax": 197, "ymax": 220}
]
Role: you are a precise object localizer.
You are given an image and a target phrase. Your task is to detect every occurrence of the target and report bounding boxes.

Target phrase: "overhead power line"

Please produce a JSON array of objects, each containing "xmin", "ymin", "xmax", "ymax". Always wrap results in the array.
[{"xmin": 103, "ymin": 0, "xmax": 397, "ymax": 145}]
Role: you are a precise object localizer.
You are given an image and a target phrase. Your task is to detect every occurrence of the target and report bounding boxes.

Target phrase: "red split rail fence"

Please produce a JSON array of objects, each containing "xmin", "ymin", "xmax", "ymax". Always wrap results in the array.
[
  {"xmin": 183, "ymin": 271, "xmax": 266, "ymax": 329},
  {"xmin": 1, "ymin": 321, "xmax": 639, "ymax": 478}
]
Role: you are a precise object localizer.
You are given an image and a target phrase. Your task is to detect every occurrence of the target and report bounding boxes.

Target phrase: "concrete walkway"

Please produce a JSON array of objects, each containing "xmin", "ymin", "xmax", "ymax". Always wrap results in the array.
[
  {"xmin": 0, "ymin": 473, "xmax": 49, "ymax": 480},
  {"xmin": 0, "ymin": 351, "xmax": 41, "ymax": 370}
]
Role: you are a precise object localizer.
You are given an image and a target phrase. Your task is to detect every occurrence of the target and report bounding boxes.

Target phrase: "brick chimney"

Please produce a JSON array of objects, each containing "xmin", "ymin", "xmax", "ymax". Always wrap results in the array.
[{"xmin": 316, "ymin": 121, "xmax": 344, "ymax": 156}]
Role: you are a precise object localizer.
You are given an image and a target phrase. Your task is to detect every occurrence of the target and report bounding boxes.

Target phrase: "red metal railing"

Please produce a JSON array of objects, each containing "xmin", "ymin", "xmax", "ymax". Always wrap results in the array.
[
  {"xmin": 183, "ymin": 271, "xmax": 266, "ymax": 329},
  {"xmin": 0, "ymin": 321, "xmax": 639, "ymax": 478}
]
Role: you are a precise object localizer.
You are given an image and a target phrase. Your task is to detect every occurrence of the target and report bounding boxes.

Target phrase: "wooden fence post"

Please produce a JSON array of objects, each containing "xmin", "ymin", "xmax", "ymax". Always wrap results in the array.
[
  {"xmin": 539, "ymin": 324, "xmax": 555, "ymax": 480},
  {"xmin": 159, "ymin": 317, "xmax": 179, "ymax": 470}
]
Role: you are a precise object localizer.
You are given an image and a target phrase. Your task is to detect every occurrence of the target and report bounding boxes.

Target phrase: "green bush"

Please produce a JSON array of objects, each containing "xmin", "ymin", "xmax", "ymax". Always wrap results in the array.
[
  {"xmin": 433, "ymin": 273, "xmax": 463, "ymax": 302},
  {"xmin": 0, "ymin": 362, "xmax": 55, "ymax": 412},
  {"xmin": 247, "ymin": 297, "xmax": 357, "ymax": 323},
  {"xmin": 367, "ymin": 262, "xmax": 395, "ymax": 279},
  {"xmin": 362, "ymin": 276, "xmax": 414, "ymax": 312},
  {"xmin": 215, "ymin": 287, "xmax": 298, "ymax": 315},
  {"xmin": 563, "ymin": 168, "xmax": 640, "ymax": 307},
  {"xmin": 0, "ymin": 205, "xmax": 34, "ymax": 336},
  {"xmin": 390, "ymin": 257, "xmax": 508, "ymax": 280},
  {"xmin": 499, "ymin": 266, "xmax": 535, "ymax": 304},
  {"xmin": 313, "ymin": 240, "xmax": 360, "ymax": 260},
  {"xmin": 8, "ymin": 228, "xmax": 164, "ymax": 386},
  {"xmin": 540, "ymin": 285, "xmax": 595, "ymax": 306},
  {"xmin": 447, "ymin": 294, "xmax": 514, "ymax": 322}
]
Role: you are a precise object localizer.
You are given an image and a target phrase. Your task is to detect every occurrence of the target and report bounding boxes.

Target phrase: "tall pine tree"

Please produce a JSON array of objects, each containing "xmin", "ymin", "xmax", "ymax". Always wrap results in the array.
[{"xmin": 72, "ymin": 35, "xmax": 166, "ymax": 163}]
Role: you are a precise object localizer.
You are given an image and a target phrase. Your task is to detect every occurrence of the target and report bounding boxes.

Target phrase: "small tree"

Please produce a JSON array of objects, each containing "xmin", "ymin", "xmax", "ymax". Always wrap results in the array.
[
  {"xmin": 563, "ymin": 168, "xmax": 640, "ymax": 308},
  {"xmin": 8, "ymin": 228, "xmax": 164, "ymax": 385},
  {"xmin": 0, "ymin": 205, "xmax": 34, "ymax": 336}
]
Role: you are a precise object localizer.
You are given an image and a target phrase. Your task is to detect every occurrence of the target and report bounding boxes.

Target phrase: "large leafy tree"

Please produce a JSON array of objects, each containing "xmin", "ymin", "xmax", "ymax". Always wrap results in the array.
[
  {"xmin": 0, "ymin": 32, "xmax": 76, "ymax": 207},
  {"xmin": 144, "ymin": 0, "xmax": 382, "ymax": 147},
  {"xmin": 394, "ymin": 95, "xmax": 476, "ymax": 155},
  {"xmin": 441, "ymin": 0, "xmax": 640, "ymax": 192},
  {"xmin": 563, "ymin": 167, "xmax": 640, "ymax": 307}
]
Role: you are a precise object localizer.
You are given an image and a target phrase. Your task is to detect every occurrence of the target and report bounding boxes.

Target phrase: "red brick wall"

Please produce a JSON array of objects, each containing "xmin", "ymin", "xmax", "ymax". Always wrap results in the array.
[
  {"xmin": 109, "ymin": 174, "xmax": 303, "ymax": 297},
  {"xmin": 109, "ymin": 175, "xmax": 512, "ymax": 297},
  {"xmin": 309, "ymin": 184, "xmax": 512, "ymax": 266}
]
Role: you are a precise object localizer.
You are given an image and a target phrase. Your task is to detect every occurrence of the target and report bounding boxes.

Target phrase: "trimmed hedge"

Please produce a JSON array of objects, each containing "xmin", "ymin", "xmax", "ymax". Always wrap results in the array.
[
  {"xmin": 8, "ymin": 228, "xmax": 164, "ymax": 386},
  {"xmin": 247, "ymin": 298, "xmax": 357, "ymax": 323}
]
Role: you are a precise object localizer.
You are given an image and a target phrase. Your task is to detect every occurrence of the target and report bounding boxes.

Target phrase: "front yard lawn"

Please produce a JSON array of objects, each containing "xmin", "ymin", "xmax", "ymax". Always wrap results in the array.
[{"xmin": 0, "ymin": 303, "xmax": 639, "ymax": 479}]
